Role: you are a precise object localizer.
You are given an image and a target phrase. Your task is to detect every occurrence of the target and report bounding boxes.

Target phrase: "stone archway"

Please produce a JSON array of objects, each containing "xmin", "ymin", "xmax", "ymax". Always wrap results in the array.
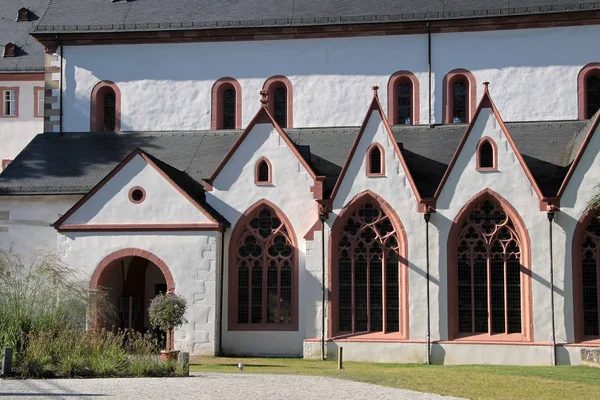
[{"xmin": 90, "ymin": 248, "xmax": 175, "ymax": 333}]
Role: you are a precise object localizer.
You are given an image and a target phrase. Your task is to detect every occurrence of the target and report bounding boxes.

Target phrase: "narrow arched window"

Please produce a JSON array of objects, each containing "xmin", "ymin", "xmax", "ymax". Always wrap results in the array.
[
  {"xmin": 231, "ymin": 204, "xmax": 297, "ymax": 330},
  {"xmin": 90, "ymin": 81, "xmax": 121, "ymax": 132},
  {"xmin": 103, "ymin": 92, "xmax": 116, "ymax": 131},
  {"xmin": 222, "ymin": 88, "xmax": 236, "ymax": 129},
  {"xmin": 456, "ymin": 198, "xmax": 522, "ymax": 336},
  {"xmin": 586, "ymin": 75, "xmax": 600, "ymax": 119},
  {"xmin": 367, "ymin": 144, "xmax": 384, "ymax": 176},
  {"xmin": 477, "ymin": 138, "xmax": 496, "ymax": 170},
  {"xmin": 333, "ymin": 199, "xmax": 406, "ymax": 336},
  {"xmin": 452, "ymin": 80, "xmax": 467, "ymax": 123},
  {"xmin": 273, "ymin": 86, "xmax": 287, "ymax": 127},
  {"xmin": 397, "ymin": 82, "xmax": 412, "ymax": 125},
  {"xmin": 255, "ymin": 158, "xmax": 271, "ymax": 184},
  {"xmin": 580, "ymin": 213, "xmax": 600, "ymax": 337}
]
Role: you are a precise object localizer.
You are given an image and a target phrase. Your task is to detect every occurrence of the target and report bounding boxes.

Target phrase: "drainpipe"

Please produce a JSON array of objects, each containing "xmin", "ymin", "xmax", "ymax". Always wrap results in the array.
[
  {"xmin": 217, "ymin": 228, "xmax": 226, "ymax": 356},
  {"xmin": 320, "ymin": 210, "xmax": 328, "ymax": 361},
  {"xmin": 427, "ymin": 22, "xmax": 432, "ymax": 127},
  {"xmin": 59, "ymin": 43, "xmax": 63, "ymax": 133},
  {"xmin": 424, "ymin": 208, "xmax": 432, "ymax": 364},
  {"xmin": 547, "ymin": 207, "xmax": 557, "ymax": 366}
]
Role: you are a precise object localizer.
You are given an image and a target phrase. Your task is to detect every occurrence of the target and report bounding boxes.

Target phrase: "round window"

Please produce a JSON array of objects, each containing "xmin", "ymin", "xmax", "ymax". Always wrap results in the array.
[{"xmin": 128, "ymin": 186, "xmax": 146, "ymax": 204}]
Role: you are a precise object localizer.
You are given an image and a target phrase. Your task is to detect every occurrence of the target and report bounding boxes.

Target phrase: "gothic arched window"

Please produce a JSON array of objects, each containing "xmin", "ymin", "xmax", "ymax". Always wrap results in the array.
[
  {"xmin": 477, "ymin": 138, "xmax": 497, "ymax": 170},
  {"xmin": 230, "ymin": 204, "xmax": 297, "ymax": 330},
  {"xmin": 456, "ymin": 198, "xmax": 522, "ymax": 336},
  {"xmin": 367, "ymin": 144, "xmax": 384, "ymax": 176},
  {"xmin": 579, "ymin": 213, "xmax": 600, "ymax": 338},
  {"xmin": 332, "ymin": 196, "xmax": 407, "ymax": 337},
  {"xmin": 255, "ymin": 158, "xmax": 272, "ymax": 184}
]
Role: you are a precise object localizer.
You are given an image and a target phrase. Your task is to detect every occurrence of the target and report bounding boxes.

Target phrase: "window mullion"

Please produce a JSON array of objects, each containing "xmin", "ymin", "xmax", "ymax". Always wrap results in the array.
[
  {"xmin": 247, "ymin": 263, "xmax": 253, "ymax": 325},
  {"xmin": 351, "ymin": 254, "xmax": 356, "ymax": 334},
  {"xmin": 366, "ymin": 249, "xmax": 371, "ymax": 332},
  {"xmin": 382, "ymin": 251, "xmax": 387, "ymax": 334},
  {"xmin": 471, "ymin": 251, "xmax": 475, "ymax": 334},
  {"xmin": 487, "ymin": 249, "xmax": 492, "ymax": 336},
  {"xmin": 261, "ymin": 246, "xmax": 268, "ymax": 325},
  {"xmin": 277, "ymin": 261, "xmax": 282, "ymax": 324},
  {"xmin": 504, "ymin": 255, "xmax": 509, "ymax": 334}
]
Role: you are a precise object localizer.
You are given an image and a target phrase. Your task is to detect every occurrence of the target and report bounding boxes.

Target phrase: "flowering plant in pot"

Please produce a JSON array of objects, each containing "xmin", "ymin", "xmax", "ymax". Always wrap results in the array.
[{"xmin": 148, "ymin": 292, "xmax": 188, "ymax": 361}]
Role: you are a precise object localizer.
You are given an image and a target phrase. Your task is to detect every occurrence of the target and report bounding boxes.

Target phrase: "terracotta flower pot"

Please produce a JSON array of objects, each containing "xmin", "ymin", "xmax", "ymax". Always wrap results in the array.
[{"xmin": 160, "ymin": 350, "xmax": 180, "ymax": 362}]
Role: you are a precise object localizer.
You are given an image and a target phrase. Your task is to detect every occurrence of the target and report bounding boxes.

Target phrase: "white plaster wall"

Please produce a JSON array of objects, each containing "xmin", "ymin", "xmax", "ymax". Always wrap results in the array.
[
  {"xmin": 60, "ymin": 24, "xmax": 600, "ymax": 132},
  {"xmin": 0, "ymin": 195, "xmax": 77, "ymax": 255},
  {"xmin": 64, "ymin": 154, "xmax": 212, "ymax": 225},
  {"xmin": 556, "ymin": 123, "xmax": 600, "ymax": 342},
  {"xmin": 58, "ymin": 231, "xmax": 219, "ymax": 356},
  {"xmin": 0, "ymin": 79, "xmax": 44, "ymax": 165},
  {"xmin": 329, "ymin": 108, "xmax": 430, "ymax": 341},
  {"xmin": 435, "ymin": 108, "xmax": 561, "ymax": 343},
  {"xmin": 207, "ymin": 122, "xmax": 319, "ymax": 356}
]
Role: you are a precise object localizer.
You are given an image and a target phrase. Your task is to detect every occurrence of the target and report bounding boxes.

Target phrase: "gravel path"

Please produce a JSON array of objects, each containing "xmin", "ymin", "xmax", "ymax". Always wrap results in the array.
[{"xmin": 0, "ymin": 373, "xmax": 462, "ymax": 400}]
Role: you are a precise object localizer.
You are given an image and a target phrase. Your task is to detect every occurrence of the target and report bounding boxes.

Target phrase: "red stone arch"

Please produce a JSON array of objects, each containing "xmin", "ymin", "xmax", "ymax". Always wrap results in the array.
[
  {"xmin": 447, "ymin": 188, "xmax": 533, "ymax": 342},
  {"xmin": 228, "ymin": 199, "xmax": 299, "ymax": 331},
  {"xmin": 90, "ymin": 80, "xmax": 121, "ymax": 132},
  {"xmin": 329, "ymin": 190, "xmax": 409, "ymax": 339},
  {"xmin": 91, "ymin": 248, "xmax": 175, "ymax": 291}
]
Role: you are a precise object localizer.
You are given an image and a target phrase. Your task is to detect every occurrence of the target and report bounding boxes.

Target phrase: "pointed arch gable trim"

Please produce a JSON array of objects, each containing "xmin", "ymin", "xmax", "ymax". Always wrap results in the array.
[
  {"xmin": 211, "ymin": 77, "xmax": 242, "ymax": 129},
  {"xmin": 433, "ymin": 86, "xmax": 546, "ymax": 207},
  {"xmin": 387, "ymin": 70, "xmax": 420, "ymax": 125},
  {"xmin": 578, "ymin": 63, "xmax": 600, "ymax": 120},
  {"xmin": 328, "ymin": 190, "xmax": 409, "ymax": 339},
  {"xmin": 54, "ymin": 149, "xmax": 226, "ymax": 230},
  {"xmin": 228, "ymin": 199, "xmax": 299, "ymax": 331},
  {"xmin": 263, "ymin": 75, "xmax": 293, "ymax": 128},
  {"xmin": 329, "ymin": 90, "xmax": 422, "ymax": 206},
  {"xmin": 557, "ymin": 111, "xmax": 600, "ymax": 198},
  {"xmin": 206, "ymin": 104, "xmax": 322, "ymax": 198},
  {"xmin": 447, "ymin": 188, "xmax": 533, "ymax": 342},
  {"xmin": 90, "ymin": 80, "xmax": 121, "ymax": 131}
]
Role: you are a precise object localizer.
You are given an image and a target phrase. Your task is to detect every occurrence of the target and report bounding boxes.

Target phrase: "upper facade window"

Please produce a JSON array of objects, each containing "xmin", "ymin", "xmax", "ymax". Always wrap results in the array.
[
  {"xmin": 387, "ymin": 71, "xmax": 420, "ymax": 125},
  {"xmin": 476, "ymin": 138, "xmax": 497, "ymax": 171},
  {"xmin": 0, "ymin": 87, "xmax": 18, "ymax": 117},
  {"xmin": 263, "ymin": 76, "xmax": 293, "ymax": 128},
  {"xmin": 229, "ymin": 203, "xmax": 298, "ymax": 331},
  {"xmin": 367, "ymin": 144, "xmax": 385, "ymax": 176},
  {"xmin": 90, "ymin": 81, "xmax": 121, "ymax": 132},
  {"xmin": 578, "ymin": 64, "xmax": 600, "ymax": 119},
  {"xmin": 211, "ymin": 78, "xmax": 242, "ymax": 130},
  {"xmin": 443, "ymin": 69, "xmax": 476, "ymax": 124},
  {"xmin": 34, "ymin": 87, "xmax": 44, "ymax": 118}
]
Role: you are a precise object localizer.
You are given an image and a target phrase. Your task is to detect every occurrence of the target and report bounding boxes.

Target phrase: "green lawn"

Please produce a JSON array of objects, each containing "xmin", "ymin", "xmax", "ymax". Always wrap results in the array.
[{"xmin": 190, "ymin": 357, "xmax": 600, "ymax": 400}]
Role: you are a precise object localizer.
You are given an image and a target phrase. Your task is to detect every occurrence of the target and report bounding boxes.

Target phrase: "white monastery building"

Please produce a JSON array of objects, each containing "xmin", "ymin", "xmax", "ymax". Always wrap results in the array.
[
  {"xmin": 0, "ymin": 2, "xmax": 48, "ymax": 171},
  {"xmin": 0, "ymin": 0, "xmax": 600, "ymax": 366}
]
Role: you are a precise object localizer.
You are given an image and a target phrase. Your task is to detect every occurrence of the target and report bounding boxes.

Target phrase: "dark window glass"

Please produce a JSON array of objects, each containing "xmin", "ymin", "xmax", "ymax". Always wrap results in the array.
[
  {"xmin": 586, "ymin": 75, "xmax": 600, "ymax": 119},
  {"xmin": 457, "ymin": 199, "xmax": 522, "ymax": 335},
  {"xmin": 582, "ymin": 215, "xmax": 600, "ymax": 336},
  {"xmin": 452, "ymin": 80, "xmax": 467, "ymax": 123},
  {"xmin": 369, "ymin": 147, "xmax": 382, "ymax": 174},
  {"xmin": 479, "ymin": 141, "xmax": 494, "ymax": 168},
  {"xmin": 103, "ymin": 92, "xmax": 116, "ymax": 131},
  {"xmin": 257, "ymin": 161, "xmax": 270, "ymax": 182},
  {"xmin": 397, "ymin": 82, "xmax": 412, "ymax": 124},
  {"xmin": 222, "ymin": 88, "xmax": 236, "ymax": 129},
  {"xmin": 273, "ymin": 86, "xmax": 287, "ymax": 127},
  {"xmin": 337, "ymin": 202, "xmax": 402, "ymax": 334}
]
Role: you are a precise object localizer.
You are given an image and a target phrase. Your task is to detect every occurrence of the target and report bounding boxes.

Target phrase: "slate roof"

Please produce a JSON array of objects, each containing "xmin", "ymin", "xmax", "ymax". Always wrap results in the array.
[
  {"xmin": 34, "ymin": 0, "xmax": 600, "ymax": 33},
  {"xmin": 0, "ymin": 119, "xmax": 592, "ymax": 200},
  {"xmin": 0, "ymin": 1, "xmax": 48, "ymax": 72}
]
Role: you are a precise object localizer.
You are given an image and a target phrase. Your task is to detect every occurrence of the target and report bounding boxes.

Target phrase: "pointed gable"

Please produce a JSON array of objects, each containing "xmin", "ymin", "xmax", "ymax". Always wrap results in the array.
[
  {"xmin": 205, "ymin": 102, "xmax": 323, "ymax": 198},
  {"xmin": 54, "ymin": 149, "xmax": 228, "ymax": 231},
  {"xmin": 329, "ymin": 86, "xmax": 423, "ymax": 208},
  {"xmin": 433, "ymin": 83, "xmax": 551, "ymax": 210}
]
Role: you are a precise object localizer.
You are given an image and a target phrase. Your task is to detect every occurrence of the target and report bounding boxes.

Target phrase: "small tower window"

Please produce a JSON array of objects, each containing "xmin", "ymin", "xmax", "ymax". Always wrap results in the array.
[
  {"xmin": 477, "ymin": 138, "xmax": 497, "ymax": 170},
  {"xmin": 4, "ymin": 43, "xmax": 16, "ymax": 58},
  {"xmin": 367, "ymin": 144, "xmax": 384, "ymax": 176},
  {"xmin": 255, "ymin": 158, "xmax": 272, "ymax": 184},
  {"xmin": 17, "ymin": 8, "xmax": 30, "ymax": 22},
  {"xmin": 586, "ymin": 75, "xmax": 600, "ymax": 119}
]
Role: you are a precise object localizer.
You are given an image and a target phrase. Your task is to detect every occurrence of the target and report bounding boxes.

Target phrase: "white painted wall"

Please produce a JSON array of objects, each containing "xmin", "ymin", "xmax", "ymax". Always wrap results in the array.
[
  {"xmin": 207, "ymin": 121, "xmax": 319, "ymax": 356},
  {"xmin": 0, "ymin": 79, "xmax": 44, "ymax": 166},
  {"xmin": 60, "ymin": 24, "xmax": 600, "ymax": 132}
]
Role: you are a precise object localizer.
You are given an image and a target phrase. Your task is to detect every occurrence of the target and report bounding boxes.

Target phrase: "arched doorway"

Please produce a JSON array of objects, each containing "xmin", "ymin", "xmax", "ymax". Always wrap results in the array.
[
  {"xmin": 330, "ymin": 191, "xmax": 409, "ymax": 339},
  {"xmin": 90, "ymin": 249, "xmax": 175, "ymax": 333}
]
